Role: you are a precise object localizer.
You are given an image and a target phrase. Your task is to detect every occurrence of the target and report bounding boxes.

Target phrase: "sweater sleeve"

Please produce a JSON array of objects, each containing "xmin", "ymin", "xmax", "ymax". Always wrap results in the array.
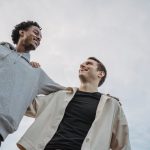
[
  {"xmin": 38, "ymin": 69, "xmax": 65, "ymax": 95},
  {"xmin": 110, "ymin": 104, "xmax": 131, "ymax": 150}
]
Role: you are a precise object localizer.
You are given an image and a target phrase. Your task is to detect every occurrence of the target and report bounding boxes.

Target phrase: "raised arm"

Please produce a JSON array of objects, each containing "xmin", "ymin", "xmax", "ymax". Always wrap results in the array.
[
  {"xmin": 25, "ymin": 92, "xmax": 56, "ymax": 118},
  {"xmin": 38, "ymin": 69, "xmax": 65, "ymax": 95}
]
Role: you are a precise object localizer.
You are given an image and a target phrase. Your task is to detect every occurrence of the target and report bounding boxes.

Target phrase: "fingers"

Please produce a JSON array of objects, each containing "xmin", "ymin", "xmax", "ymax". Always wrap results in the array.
[{"xmin": 30, "ymin": 61, "xmax": 41, "ymax": 68}]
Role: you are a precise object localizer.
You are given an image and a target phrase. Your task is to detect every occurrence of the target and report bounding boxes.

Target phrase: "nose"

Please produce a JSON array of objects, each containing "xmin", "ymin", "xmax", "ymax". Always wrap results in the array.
[
  {"xmin": 80, "ymin": 63, "xmax": 85, "ymax": 69},
  {"xmin": 35, "ymin": 35, "xmax": 42, "ymax": 43},
  {"xmin": 37, "ymin": 36, "xmax": 41, "ymax": 41},
  {"xmin": 34, "ymin": 31, "xmax": 42, "ymax": 41}
]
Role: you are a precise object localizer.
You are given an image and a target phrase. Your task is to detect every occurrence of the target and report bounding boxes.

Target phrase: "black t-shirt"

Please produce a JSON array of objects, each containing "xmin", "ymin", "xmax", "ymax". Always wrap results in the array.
[{"xmin": 44, "ymin": 90, "xmax": 101, "ymax": 150}]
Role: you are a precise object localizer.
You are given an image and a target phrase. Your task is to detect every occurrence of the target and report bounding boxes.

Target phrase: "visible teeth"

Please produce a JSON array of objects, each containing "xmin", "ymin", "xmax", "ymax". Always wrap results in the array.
[{"xmin": 81, "ymin": 69, "xmax": 88, "ymax": 71}]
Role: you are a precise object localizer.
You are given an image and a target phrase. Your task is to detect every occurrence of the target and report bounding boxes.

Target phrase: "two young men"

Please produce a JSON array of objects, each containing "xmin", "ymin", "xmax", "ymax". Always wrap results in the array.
[
  {"xmin": 0, "ymin": 21, "xmax": 64, "ymax": 146},
  {"xmin": 17, "ymin": 57, "xmax": 131, "ymax": 150}
]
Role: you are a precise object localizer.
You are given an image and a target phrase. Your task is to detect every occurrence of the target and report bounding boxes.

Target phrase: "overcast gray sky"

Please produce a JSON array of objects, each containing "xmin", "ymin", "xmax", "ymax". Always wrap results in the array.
[{"xmin": 0, "ymin": 0, "xmax": 150, "ymax": 149}]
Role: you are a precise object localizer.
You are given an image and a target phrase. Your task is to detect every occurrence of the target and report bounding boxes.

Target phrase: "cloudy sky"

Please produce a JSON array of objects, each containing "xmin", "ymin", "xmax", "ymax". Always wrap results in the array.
[{"xmin": 0, "ymin": 0, "xmax": 150, "ymax": 149}]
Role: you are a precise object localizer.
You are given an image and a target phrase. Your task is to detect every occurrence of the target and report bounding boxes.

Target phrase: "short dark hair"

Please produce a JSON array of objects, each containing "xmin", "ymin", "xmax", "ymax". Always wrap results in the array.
[
  {"xmin": 88, "ymin": 57, "xmax": 107, "ymax": 87},
  {"xmin": 11, "ymin": 21, "xmax": 42, "ymax": 44}
]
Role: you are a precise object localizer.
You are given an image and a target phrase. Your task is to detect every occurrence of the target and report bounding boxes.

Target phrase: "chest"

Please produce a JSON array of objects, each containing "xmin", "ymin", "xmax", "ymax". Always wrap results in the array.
[{"xmin": 65, "ymin": 94, "xmax": 101, "ymax": 123}]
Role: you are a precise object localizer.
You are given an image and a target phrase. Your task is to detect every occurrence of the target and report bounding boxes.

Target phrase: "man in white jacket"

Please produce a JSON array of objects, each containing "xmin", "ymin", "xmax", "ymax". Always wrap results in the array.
[{"xmin": 17, "ymin": 57, "xmax": 131, "ymax": 150}]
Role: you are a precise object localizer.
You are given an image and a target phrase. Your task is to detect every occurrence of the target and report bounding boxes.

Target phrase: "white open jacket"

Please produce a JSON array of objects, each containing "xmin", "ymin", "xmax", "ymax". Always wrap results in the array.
[{"xmin": 17, "ymin": 88, "xmax": 131, "ymax": 150}]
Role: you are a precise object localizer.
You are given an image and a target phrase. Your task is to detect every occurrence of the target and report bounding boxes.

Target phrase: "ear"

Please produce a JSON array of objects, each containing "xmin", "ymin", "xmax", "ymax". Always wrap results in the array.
[
  {"xmin": 98, "ymin": 71, "xmax": 105, "ymax": 78},
  {"xmin": 19, "ymin": 30, "xmax": 25, "ymax": 37}
]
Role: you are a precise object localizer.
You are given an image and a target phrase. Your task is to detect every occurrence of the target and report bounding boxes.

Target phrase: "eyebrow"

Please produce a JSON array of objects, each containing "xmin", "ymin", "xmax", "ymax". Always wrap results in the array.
[
  {"xmin": 33, "ymin": 29, "xmax": 40, "ymax": 34},
  {"xmin": 86, "ymin": 61, "xmax": 93, "ymax": 64}
]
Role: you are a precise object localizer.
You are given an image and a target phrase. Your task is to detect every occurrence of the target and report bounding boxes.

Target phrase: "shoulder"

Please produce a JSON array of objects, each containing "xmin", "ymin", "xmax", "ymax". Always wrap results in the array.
[
  {"xmin": 103, "ymin": 93, "xmax": 122, "ymax": 106},
  {"xmin": 0, "ymin": 42, "xmax": 16, "ymax": 51},
  {"xmin": 51, "ymin": 87, "xmax": 77, "ymax": 97},
  {"xmin": 35, "ymin": 89, "xmax": 74, "ymax": 106},
  {"xmin": 55, "ymin": 87, "xmax": 77, "ymax": 95},
  {"xmin": 37, "ymin": 88, "xmax": 73, "ymax": 99}
]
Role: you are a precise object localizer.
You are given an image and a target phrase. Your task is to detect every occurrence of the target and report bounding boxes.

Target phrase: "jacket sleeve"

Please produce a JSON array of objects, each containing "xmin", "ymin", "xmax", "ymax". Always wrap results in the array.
[
  {"xmin": 25, "ymin": 98, "xmax": 39, "ymax": 118},
  {"xmin": 25, "ymin": 93, "xmax": 55, "ymax": 118},
  {"xmin": 38, "ymin": 69, "xmax": 65, "ymax": 95},
  {"xmin": 110, "ymin": 103, "xmax": 131, "ymax": 150}
]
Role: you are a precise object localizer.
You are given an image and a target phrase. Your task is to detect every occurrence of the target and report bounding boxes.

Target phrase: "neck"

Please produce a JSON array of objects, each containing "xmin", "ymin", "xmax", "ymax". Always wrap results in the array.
[
  {"xmin": 79, "ymin": 83, "xmax": 98, "ymax": 92},
  {"xmin": 16, "ymin": 40, "xmax": 26, "ymax": 53},
  {"xmin": 16, "ymin": 45, "xmax": 25, "ymax": 53}
]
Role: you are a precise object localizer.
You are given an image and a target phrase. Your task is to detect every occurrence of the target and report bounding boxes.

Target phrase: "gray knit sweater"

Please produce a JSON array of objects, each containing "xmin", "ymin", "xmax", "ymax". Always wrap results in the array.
[{"xmin": 0, "ymin": 42, "xmax": 64, "ymax": 140}]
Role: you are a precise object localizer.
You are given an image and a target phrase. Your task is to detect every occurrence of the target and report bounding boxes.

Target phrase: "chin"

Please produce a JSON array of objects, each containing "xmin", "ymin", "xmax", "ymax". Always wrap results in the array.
[
  {"xmin": 79, "ymin": 74, "xmax": 86, "ymax": 79},
  {"xmin": 29, "ymin": 44, "xmax": 37, "ymax": 51},
  {"xmin": 31, "ymin": 47, "xmax": 36, "ymax": 50},
  {"xmin": 79, "ymin": 75, "xmax": 87, "ymax": 83}
]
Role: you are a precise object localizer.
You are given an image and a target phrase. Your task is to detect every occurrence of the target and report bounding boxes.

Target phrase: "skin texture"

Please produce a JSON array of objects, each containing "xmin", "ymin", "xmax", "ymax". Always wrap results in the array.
[
  {"xmin": 79, "ymin": 59, "xmax": 105, "ymax": 92},
  {"xmin": 16, "ymin": 26, "xmax": 42, "ymax": 53},
  {"xmin": 30, "ymin": 61, "xmax": 41, "ymax": 68},
  {"xmin": 15, "ymin": 25, "xmax": 42, "ymax": 68}
]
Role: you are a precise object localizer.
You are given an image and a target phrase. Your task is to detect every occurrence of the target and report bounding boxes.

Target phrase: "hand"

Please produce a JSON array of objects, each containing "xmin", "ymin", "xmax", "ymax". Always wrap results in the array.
[{"xmin": 30, "ymin": 61, "xmax": 41, "ymax": 68}]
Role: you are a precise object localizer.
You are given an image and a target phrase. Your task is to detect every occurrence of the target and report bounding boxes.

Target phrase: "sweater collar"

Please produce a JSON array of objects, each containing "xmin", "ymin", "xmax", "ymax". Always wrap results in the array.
[{"xmin": 0, "ymin": 42, "xmax": 30, "ymax": 62}]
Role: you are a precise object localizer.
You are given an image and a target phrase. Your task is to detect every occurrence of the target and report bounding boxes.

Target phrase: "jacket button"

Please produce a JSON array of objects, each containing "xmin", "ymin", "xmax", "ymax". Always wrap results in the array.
[{"xmin": 86, "ymin": 138, "xmax": 90, "ymax": 142}]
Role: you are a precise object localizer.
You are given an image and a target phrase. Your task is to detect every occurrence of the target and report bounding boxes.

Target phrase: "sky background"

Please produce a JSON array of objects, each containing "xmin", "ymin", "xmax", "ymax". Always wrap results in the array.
[{"xmin": 0, "ymin": 0, "xmax": 150, "ymax": 149}]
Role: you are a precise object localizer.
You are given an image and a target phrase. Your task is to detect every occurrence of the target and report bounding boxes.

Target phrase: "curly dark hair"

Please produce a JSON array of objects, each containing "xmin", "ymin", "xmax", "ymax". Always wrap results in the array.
[
  {"xmin": 88, "ymin": 57, "xmax": 107, "ymax": 87},
  {"xmin": 11, "ymin": 21, "xmax": 42, "ymax": 44}
]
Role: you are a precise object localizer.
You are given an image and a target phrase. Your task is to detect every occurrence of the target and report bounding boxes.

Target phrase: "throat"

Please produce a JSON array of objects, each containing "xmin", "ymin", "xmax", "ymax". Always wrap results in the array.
[
  {"xmin": 79, "ymin": 83, "xmax": 98, "ymax": 93},
  {"xmin": 16, "ymin": 44, "xmax": 26, "ymax": 53}
]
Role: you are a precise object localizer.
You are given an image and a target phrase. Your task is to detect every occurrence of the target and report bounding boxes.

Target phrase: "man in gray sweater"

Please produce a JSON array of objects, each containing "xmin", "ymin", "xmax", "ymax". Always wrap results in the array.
[{"xmin": 0, "ymin": 21, "xmax": 64, "ymax": 146}]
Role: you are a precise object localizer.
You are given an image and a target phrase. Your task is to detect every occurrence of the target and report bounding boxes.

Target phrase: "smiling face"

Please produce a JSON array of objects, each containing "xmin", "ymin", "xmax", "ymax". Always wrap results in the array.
[
  {"xmin": 19, "ymin": 25, "xmax": 42, "ymax": 51},
  {"xmin": 79, "ymin": 59, "xmax": 103, "ymax": 86}
]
